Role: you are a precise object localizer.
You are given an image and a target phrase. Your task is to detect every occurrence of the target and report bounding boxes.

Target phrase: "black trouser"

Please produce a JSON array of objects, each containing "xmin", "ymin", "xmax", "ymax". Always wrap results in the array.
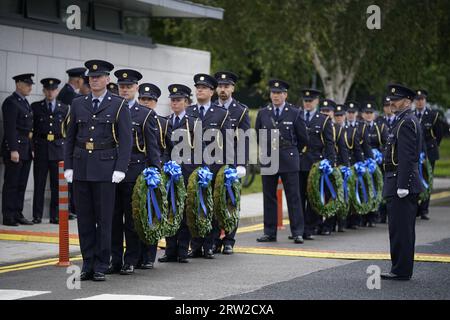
[
  {"xmin": 32, "ymin": 159, "xmax": 59, "ymax": 220},
  {"xmin": 2, "ymin": 158, "xmax": 31, "ymax": 222},
  {"xmin": 261, "ymin": 171, "xmax": 304, "ymax": 238},
  {"xmin": 164, "ymin": 214, "xmax": 191, "ymax": 259},
  {"xmin": 363, "ymin": 211, "xmax": 378, "ymax": 225},
  {"xmin": 387, "ymin": 193, "xmax": 418, "ymax": 277},
  {"xmin": 347, "ymin": 213, "xmax": 361, "ymax": 228},
  {"xmin": 68, "ymin": 182, "xmax": 76, "ymax": 215},
  {"xmin": 299, "ymin": 170, "xmax": 321, "ymax": 237},
  {"xmin": 138, "ymin": 243, "xmax": 158, "ymax": 263},
  {"xmin": 322, "ymin": 216, "xmax": 345, "ymax": 232},
  {"xmin": 379, "ymin": 202, "xmax": 387, "ymax": 223},
  {"xmin": 111, "ymin": 182, "xmax": 140, "ymax": 267},
  {"xmin": 417, "ymin": 160, "xmax": 435, "ymax": 217},
  {"xmin": 73, "ymin": 180, "xmax": 116, "ymax": 273}
]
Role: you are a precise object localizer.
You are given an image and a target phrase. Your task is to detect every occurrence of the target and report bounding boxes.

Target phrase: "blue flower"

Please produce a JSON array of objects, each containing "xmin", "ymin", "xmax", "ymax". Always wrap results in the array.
[
  {"xmin": 198, "ymin": 167, "xmax": 213, "ymax": 188},
  {"xmin": 143, "ymin": 167, "xmax": 161, "ymax": 189}
]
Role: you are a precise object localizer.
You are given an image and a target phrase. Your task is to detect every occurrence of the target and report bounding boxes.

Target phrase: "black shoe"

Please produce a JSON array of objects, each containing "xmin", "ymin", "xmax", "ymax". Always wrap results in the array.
[
  {"xmin": 212, "ymin": 244, "xmax": 222, "ymax": 254},
  {"xmin": 256, "ymin": 235, "xmax": 277, "ymax": 242},
  {"xmin": 158, "ymin": 255, "xmax": 177, "ymax": 263},
  {"xmin": 32, "ymin": 218, "xmax": 42, "ymax": 224},
  {"xmin": 379, "ymin": 219, "xmax": 387, "ymax": 224},
  {"xmin": 16, "ymin": 217, "xmax": 33, "ymax": 225},
  {"xmin": 347, "ymin": 225, "xmax": 357, "ymax": 230},
  {"xmin": 222, "ymin": 245, "xmax": 233, "ymax": 255},
  {"xmin": 105, "ymin": 264, "xmax": 122, "ymax": 274},
  {"xmin": 288, "ymin": 235, "xmax": 294, "ymax": 240},
  {"xmin": 303, "ymin": 234, "xmax": 314, "ymax": 240},
  {"xmin": 380, "ymin": 272, "xmax": 411, "ymax": 281},
  {"xmin": 80, "ymin": 271, "xmax": 94, "ymax": 281},
  {"xmin": 337, "ymin": 226, "xmax": 345, "ymax": 232},
  {"xmin": 120, "ymin": 264, "xmax": 134, "ymax": 275},
  {"xmin": 93, "ymin": 272, "xmax": 106, "ymax": 281},
  {"xmin": 178, "ymin": 257, "xmax": 189, "ymax": 263},
  {"xmin": 368, "ymin": 222, "xmax": 375, "ymax": 228},
  {"xmin": 3, "ymin": 218, "xmax": 19, "ymax": 226},
  {"xmin": 187, "ymin": 250, "xmax": 203, "ymax": 258},
  {"xmin": 421, "ymin": 215, "xmax": 430, "ymax": 220},
  {"xmin": 68, "ymin": 213, "xmax": 77, "ymax": 220},
  {"xmin": 321, "ymin": 230, "xmax": 331, "ymax": 236},
  {"xmin": 204, "ymin": 249, "xmax": 215, "ymax": 259},
  {"xmin": 293, "ymin": 236, "xmax": 304, "ymax": 244},
  {"xmin": 49, "ymin": 218, "xmax": 59, "ymax": 224}
]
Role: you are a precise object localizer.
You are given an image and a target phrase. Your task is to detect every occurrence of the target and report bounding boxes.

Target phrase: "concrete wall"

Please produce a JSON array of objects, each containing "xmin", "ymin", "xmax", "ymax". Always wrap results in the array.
[{"xmin": 0, "ymin": 24, "xmax": 211, "ymax": 220}]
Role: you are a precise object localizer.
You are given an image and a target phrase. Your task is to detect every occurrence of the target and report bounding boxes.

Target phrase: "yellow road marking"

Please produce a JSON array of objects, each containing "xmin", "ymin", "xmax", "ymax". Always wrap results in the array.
[
  {"xmin": 234, "ymin": 246, "xmax": 450, "ymax": 263},
  {"xmin": 431, "ymin": 191, "xmax": 450, "ymax": 201},
  {"xmin": 0, "ymin": 256, "xmax": 83, "ymax": 274},
  {"xmin": 0, "ymin": 233, "xmax": 80, "ymax": 246}
]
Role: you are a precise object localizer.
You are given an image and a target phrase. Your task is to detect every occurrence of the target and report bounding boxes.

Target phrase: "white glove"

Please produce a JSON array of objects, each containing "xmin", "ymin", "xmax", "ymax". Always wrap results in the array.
[
  {"xmin": 112, "ymin": 171, "xmax": 126, "ymax": 183},
  {"xmin": 236, "ymin": 166, "xmax": 247, "ymax": 178},
  {"xmin": 64, "ymin": 169, "xmax": 73, "ymax": 183},
  {"xmin": 397, "ymin": 188, "xmax": 409, "ymax": 198}
]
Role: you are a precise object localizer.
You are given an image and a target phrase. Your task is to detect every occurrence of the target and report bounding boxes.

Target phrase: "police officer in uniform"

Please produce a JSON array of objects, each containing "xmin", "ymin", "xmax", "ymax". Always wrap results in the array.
[
  {"xmin": 322, "ymin": 102, "xmax": 350, "ymax": 233},
  {"xmin": 57, "ymin": 67, "xmax": 86, "ymax": 106},
  {"xmin": 414, "ymin": 89, "xmax": 442, "ymax": 220},
  {"xmin": 255, "ymin": 79, "xmax": 308, "ymax": 244},
  {"xmin": 377, "ymin": 96, "xmax": 396, "ymax": 134},
  {"xmin": 109, "ymin": 69, "xmax": 160, "ymax": 275},
  {"xmin": 381, "ymin": 84, "xmax": 424, "ymax": 281},
  {"xmin": 135, "ymin": 82, "xmax": 172, "ymax": 269},
  {"xmin": 159, "ymin": 84, "xmax": 199, "ymax": 264},
  {"xmin": 345, "ymin": 101, "xmax": 371, "ymax": 229},
  {"xmin": 298, "ymin": 89, "xmax": 336, "ymax": 238},
  {"xmin": 361, "ymin": 101, "xmax": 388, "ymax": 227},
  {"xmin": 64, "ymin": 60, "xmax": 132, "ymax": 281},
  {"xmin": 187, "ymin": 73, "xmax": 231, "ymax": 259},
  {"xmin": 376, "ymin": 96, "xmax": 395, "ymax": 224},
  {"xmin": 31, "ymin": 78, "xmax": 69, "ymax": 224},
  {"xmin": 1, "ymin": 74, "xmax": 35, "ymax": 226},
  {"xmin": 212, "ymin": 71, "xmax": 250, "ymax": 255}
]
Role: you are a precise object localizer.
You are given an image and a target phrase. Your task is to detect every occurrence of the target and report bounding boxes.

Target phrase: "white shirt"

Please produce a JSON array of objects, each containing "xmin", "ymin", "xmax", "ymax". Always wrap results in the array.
[
  {"xmin": 91, "ymin": 90, "xmax": 107, "ymax": 106},
  {"xmin": 198, "ymin": 101, "xmax": 212, "ymax": 114},
  {"xmin": 273, "ymin": 102, "xmax": 286, "ymax": 117},
  {"xmin": 219, "ymin": 97, "xmax": 233, "ymax": 109}
]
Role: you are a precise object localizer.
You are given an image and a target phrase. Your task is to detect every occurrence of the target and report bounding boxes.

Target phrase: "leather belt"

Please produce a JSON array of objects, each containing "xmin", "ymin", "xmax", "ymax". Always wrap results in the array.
[
  {"xmin": 76, "ymin": 141, "xmax": 116, "ymax": 151},
  {"xmin": 38, "ymin": 133, "xmax": 63, "ymax": 141}
]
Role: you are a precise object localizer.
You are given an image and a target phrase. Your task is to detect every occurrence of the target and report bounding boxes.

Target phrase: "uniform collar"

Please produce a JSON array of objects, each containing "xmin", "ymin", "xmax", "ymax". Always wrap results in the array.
[
  {"xmin": 127, "ymin": 99, "xmax": 137, "ymax": 109},
  {"xmin": 197, "ymin": 101, "xmax": 211, "ymax": 113},
  {"xmin": 91, "ymin": 89, "xmax": 107, "ymax": 104},
  {"xmin": 218, "ymin": 97, "xmax": 233, "ymax": 109},
  {"xmin": 14, "ymin": 91, "xmax": 26, "ymax": 100}
]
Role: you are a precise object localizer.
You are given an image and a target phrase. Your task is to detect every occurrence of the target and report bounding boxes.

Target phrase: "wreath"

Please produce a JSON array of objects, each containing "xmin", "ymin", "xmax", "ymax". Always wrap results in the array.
[
  {"xmin": 337, "ymin": 166, "xmax": 352, "ymax": 218},
  {"xmin": 349, "ymin": 161, "xmax": 375, "ymax": 215},
  {"xmin": 186, "ymin": 167, "xmax": 214, "ymax": 238},
  {"xmin": 418, "ymin": 152, "xmax": 433, "ymax": 204},
  {"xmin": 161, "ymin": 161, "xmax": 186, "ymax": 237},
  {"xmin": 365, "ymin": 159, "xmax": 384, "ymax": 212},
  {"xmin": 307, "ymin": 159, "xmax": 345, "ymax": 218},
  {"xmin": 213, "ymin": 166, "xmax": 241, "ymax": 233},
  {"xmin": 132, "ymin": 167, "xmax": 168, "ymax": 245}
]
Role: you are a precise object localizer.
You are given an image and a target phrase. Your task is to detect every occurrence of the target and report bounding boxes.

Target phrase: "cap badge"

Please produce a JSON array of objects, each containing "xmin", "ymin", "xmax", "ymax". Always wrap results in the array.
[
  {"xmin": 275, "ymin": 82, "xmax": 279, "ymax": 87},
  {"xmin": 306, "ymin": 91, "xmax": 310, "ymax": 96},
  {"xmin": 392, "ymin": 88, "xmax": 396, "ymax": 93},
  {"xmin": 49, "ymin": 80, "xmax": 53, "ymax": 84},
  {"xmin": 173, "ymin": 88, "xmax": 178, "ymax": 93},
  {"xmin": 123, "ymin": 73, "xmax": 128, "ymax": 78},
  {"xmin": 145, "ymin": 87, "xmax": 150, "ymax": 92},
  {"xmin": 200, "ymin": 76, "xmax": 205, "ymax": 81},
  {"xmin": 92, "ymin": 64, "xmax": 98, "ymax": 70},
  {"xmin": 324, "ymin": 101, "xmax": 328, "ymax": 106},
  {"xmin": 221, "ymin": 74, "xmax": 226, "ymax": 79}
]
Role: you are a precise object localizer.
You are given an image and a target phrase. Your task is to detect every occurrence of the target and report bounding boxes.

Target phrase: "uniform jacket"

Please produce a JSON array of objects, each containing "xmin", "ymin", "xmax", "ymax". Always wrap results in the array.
[
  {"xmin": 64, "ymin": 91, "xmax": 132, "ymax": 182},
  {"xmin": 149, "ymin": 109, "xmax": 173, "ymax": 165},
  {"xmin": 57, "ymin": 83, "xmax": 80, "ymax": 106},
  {"xmin": 1, "ymin": 92, "xmax": 33, "ymax": 160},
  {"xmin": 416, "ymin": 107, "xmax": 442, "ymax": 162},
  {"xmin": 31, "ymin": 99, "xmax": 69, "ymax": 161},
  {"xmin": 335, "ymin": 124, "xmax": 350, "ymax": 167}
]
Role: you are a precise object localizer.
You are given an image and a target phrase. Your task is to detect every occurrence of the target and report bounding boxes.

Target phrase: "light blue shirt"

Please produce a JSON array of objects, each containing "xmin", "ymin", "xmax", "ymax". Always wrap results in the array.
[
  {"xmin": 127, "ymin": 99, "xmax": 137, "ymax": 108},
  {"xmin": 173, "ymin": 110, "xmax": 186, "ymax": 126},
  {"xmin": 198, "ymin": 101, "xmax": 212, "ymax": 114},
  {"xmin": 219, "ymin": 97, "xmax": 233, "ymax": 109},
  {"xmin": 304, "ymin": 109, "xmax": 316, "ymax": 121},
  {"xmin": 46, "ymin": 99, "xmax": 56, "ymax": 112},
  {"xmin": 91, "ymin": 90, "xmax": 107, "ymax": 106},
  {"xmin": 273, "ymin": 102, "xmax": 286, "ymax": 117}
]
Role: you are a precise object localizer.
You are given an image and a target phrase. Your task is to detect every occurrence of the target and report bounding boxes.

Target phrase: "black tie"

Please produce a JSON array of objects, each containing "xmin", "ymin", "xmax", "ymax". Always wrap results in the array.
[
  {"xmin": 93, "ymin": 99, "xmax": 99, "ymax": 113},
  {"xmin": 199, "ymin": 106, "xmax": 205, "ymax": 120},
  {"xmin": 417, "ymin": 112, "xmax": 422, "ymax": 121},
  {"xmin": 275, "ymin": 107, "xmax": 280, "ymax": 120},
  {"xmin": 48, "ymin": 102, "xmax": 53, "ymax": 113},
  {"xmin": 24, "ymin": 98, "xmax": 31, "ymax": 111},
  {"xmin": 306, "ymin": 111, "xmax": 310, "ymax": 124},
  {"xmin": 174, "ymin": 116, "xmax": 180, "ymax": 129}
]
